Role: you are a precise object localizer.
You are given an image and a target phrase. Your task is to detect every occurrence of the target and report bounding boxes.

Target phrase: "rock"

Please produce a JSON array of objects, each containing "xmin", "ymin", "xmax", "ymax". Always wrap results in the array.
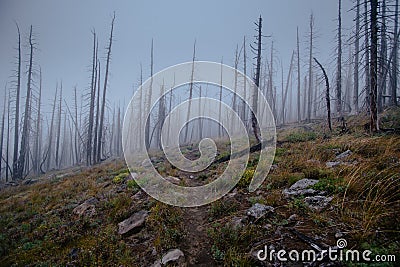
[
  {"xmin": 161, "ymin": 248, "xmax": 184, "ymax": 265},
  {"xmin": 118, "ymin": 210, "xmax": 148, "ymax": 235},
  {"xmin": 288, "ymin": 214, "xmax": 298, "ymax": 221},
  {"xmin": 307, "ymin": 159, "xmax": 321, "ymax": 164},
  {"xmin": 283, "ymin": 179, "xmax": 319, "ymax": 197},
  {"xmin": 304, "ymin": 196, "xmax": 333, "ymax": 210},
  {"xmin": 263, "ymin": 223, "xmax": 273, "ymax": 230},
  {"xmin": 270, "ymin": 164, "xmax": 278, "ymax": 171},
  {"xmin": 247, "ymin": 203, "xmax": 274, "ymax": 220},
  {"xmin": 229, "ymin": 216, "xmax": 244, "ymax": 229},
  {"xmin": 335, "ymin": 231, "xmax": 344, "ymax": 238},
  {"xmin": 189, "ymin": 175, "xmax": 195, "ymax": 179},
  {"xmin": 73, "ymin": 197, "xmax": 99, "ymax": 217},
  {"xmin": 165, "ymin": 176, "xmax": 181, "ymax": 184},
  {"xmin": 336, "ymin": 149, "xmax": 352, "ymax": 160},
  {"xmin": 326, "ymin": 161, "xmax": 341, "ymax": 168},
  {"xmin": 150, "ymin": 260, "xmax": 161, "ymax": 267}
]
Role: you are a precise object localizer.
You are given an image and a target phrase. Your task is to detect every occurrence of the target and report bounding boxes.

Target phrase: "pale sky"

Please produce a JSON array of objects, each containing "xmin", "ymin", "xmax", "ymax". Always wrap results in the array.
[{"xmin": 0, "ymin": 0, "xmax": 354, "ymax": 113}]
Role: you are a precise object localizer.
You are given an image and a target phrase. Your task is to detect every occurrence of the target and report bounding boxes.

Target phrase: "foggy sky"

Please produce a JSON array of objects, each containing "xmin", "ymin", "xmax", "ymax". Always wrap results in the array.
[{"xmin": 0, "ymin": 0, "xmax": 354, "ymax": 113}]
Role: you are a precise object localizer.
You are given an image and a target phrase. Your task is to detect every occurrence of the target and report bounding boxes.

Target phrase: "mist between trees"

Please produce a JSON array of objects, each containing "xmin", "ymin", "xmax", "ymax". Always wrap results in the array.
[{"xmin": 1, "ymin": 0, "xmax": 399, "ymax": 181}]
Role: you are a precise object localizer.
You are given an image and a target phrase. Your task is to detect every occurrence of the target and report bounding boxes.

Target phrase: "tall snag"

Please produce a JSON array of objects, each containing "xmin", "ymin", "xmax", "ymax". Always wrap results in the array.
[
  {"xmin": 251, "ymin": 16, "xmax": 263, "ymax": 143},
  {"xmin": 97, "ymin": 12, "xmax": 115, "ymax": 162},
  {"xmin": 12, "ymin": 23, "xmax": 22, "ymax": 180},
  {"xmin": 16, "ymin": 25, "xmax": 34, "ymax": 179}
]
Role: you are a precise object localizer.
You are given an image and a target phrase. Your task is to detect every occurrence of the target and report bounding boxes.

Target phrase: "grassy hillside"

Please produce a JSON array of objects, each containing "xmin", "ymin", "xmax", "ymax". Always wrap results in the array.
[{"xmin": 1, "ymin": 110, "xmax": 399, "ymax": 266}]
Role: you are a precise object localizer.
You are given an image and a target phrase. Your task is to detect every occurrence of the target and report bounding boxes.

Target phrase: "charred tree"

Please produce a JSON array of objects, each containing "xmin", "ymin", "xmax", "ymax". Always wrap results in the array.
[
  {"xmin": 314, "ymin": 58, "xmax": 332, "ymax": 131},
  {"xmin": 97, "ymin": 13, "xmax": 115, "ymax": 162},
  {"xmin": 16, "ymin": 25, "xmax": 34, "ymax": 179},
  {"xmin": 251, "ymin": 16, "xmax": 263, "ymax": 143},
  {"xmin": 297, "ymin": 27, "xmax": 302, "ymax": 122},
  {"xmin": 336, "ymin": 0, "xmax": 343, "ymax": 115},
  {"xmin": 354, "ymin": 0, "xmax": 360, "ymax": 113},
  {"xmin": 87, "ymin": 31, "xmax": 97, "ymax": 165},
  {"xmin": 391, "ymin": 0, "xmax": 398, "ymax": 105},
  {"xmin": 369, "ymin": 0, "xmax": 378, "ymax": 132},
  {"xmin": 184, "ymin": 40, "xmax": 196, "ymax": 143},
  {"xmin": 12, "ymin": 23, "xmax": 22, "ymax": 180}
]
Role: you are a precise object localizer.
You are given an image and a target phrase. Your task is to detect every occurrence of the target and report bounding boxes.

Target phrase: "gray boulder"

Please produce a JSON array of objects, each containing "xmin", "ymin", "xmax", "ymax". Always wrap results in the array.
[
  {"xmin": 304, "ymin": 196, "xmax": 333, "ymax": 210},
  {"xmin": 118, "ymin": 210, "xmax": 148, "ymax": 235},
  {"xmin": 161, "ymin": 248, "xmax": 185, "ymax": 265},
  {"xmin": 73, "ymin": 197, "xmax": 99, "ymax": 217},
  {"xmin": 247, "ymin": 203, "xmax": 274, "ymax": 220},
  {"xmin": 283, "ymin": 179, "xmax": 319, "ymax": 197}
]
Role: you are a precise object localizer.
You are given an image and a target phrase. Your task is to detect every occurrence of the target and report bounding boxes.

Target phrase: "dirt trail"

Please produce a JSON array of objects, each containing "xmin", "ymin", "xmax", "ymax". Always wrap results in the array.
[{"xmin": 179, "ymin": 159, "xmax": 215, "ymax": 266}]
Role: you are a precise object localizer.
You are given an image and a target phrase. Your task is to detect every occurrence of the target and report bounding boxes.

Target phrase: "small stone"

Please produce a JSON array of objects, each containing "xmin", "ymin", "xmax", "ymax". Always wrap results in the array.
[
  {"xmin": 326, "ymin": 161, "xmax": 341, "ymax": 168},
  {"xmin": 283, "ymin": 179, "xmax": 319, "ymax": 197},
  {"xmin": 247, "ymin": 203, "xmax": 274, "ymax": 220},
  {"xmin": 335, "ymin": 231, "xmax": 344, "ymax": 238},
  {"xmin": 118, "ymin": 210, "xmax": 148, "ymax": 235},
  {"xmin": 229, "ymin": 216, "xmax": 244, "ymax": 229},
  {"xmin": 336, "ymin": 150, "xmax": 352, "ymax": 160},
  {"xmin": 304, "ymin": 196, "xmax": 333, "ymax": 210},
  {"xmin": 264, "ymin": 223, "xmax": 273, "ymax": 230},
  {"xmin": 161, "ymin": 248, "xmax": 184, "ymax": 265},
  {"xmin": 288, "ymin": 214, "xmax": 298, "ymax": 221},
  {"xmin": 73, "ymin": 197, "xmax": 99, "ymax": 217}
]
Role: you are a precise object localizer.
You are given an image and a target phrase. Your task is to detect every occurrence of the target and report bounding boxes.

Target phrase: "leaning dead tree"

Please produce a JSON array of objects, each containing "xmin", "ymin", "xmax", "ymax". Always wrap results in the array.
[
  {"xmin": 314, "ymin": 57, "xmax": 332, "ymax": 131},
  {"xmin": 97, "ymin": 12, "xmax": 115, "ymax": 162},
  {"xmin": 251, "ymin": 16, "xmax": 263, "ymax": 143}
]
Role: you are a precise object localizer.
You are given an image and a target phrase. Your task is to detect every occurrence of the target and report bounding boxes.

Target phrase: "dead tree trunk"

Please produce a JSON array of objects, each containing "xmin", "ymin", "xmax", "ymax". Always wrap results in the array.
[
  {"xmin": 33, "ymin": 67, "xmax": 42, "ymax": 175},
  {"xmin": 354, "ymin": 0, "xmax": 360, "ymax": 113},
  {"xmin": 391, "ymin": 0, "xmax": 398, "ymax": 106},
  {"xmin": 242, "ymin": 36, "xmax": 247, "ymax": 123},
  {"xmin": 97, "ymin": 13, "xmax": 115, "ymax": 162},
  {"xmin": 297, "ymin": 27, "xmax": 301, "ymax": 122},
  {"xmin": 314, "ymin": 58, "xmax": 332, "ymax": 131},
  {"xmin": 307, "ymin": 13, "xmax": 314, "ymax": 122},
  {"xmin": 251, "ymin": 16, "xmax": 263, "ymax": 143},
  {"xmin": 145, "ymin": 40, "xmax": 153, "ymax": 149},
  {"xmin": 6, "ymin": 89, "xmax": 11, "ymax": 181},
  {"xmin": 184, "ymin": 40, "xmax": 196, "ymax": 143},
  {"xmin": 378, "ymin": 0, "xmax": 387, "ymax": 111},
  {"xmin": 12, "ymin": 23, "xmax": 22, "ymax": 180},
  {"xmin": 87, "ymin": 31, "xmax": 97, "ymax": 165},
  {"xmin": 55, "ymin": 83, "xmax": 62, "ymax": 169},
  {"xmin": 46, "ymin": 85, "xmax": 58, "ymax": 171},
  {"xmin": 219, "ymin": 58, "xmax": 223, "ymax": 137},
  {"xmin": 281, "ymin": 51, "xmax": 295, "ymax": 125},
  {"xmin": 364, "ymin": 0, "xmax": 371, "ymax": 110},
  {"xmin": 336, "ymin": 0, "xmax": 343, "ymax": 115},
  {"xmin": 369, "ymin": 0, "xmax": 379, "ymax": 132},
  {"xmin": 93, "ymin": 58, "xmax": 100, "ymax": 163},
  {"xmin": 0, "ymin": 90, "xmax": 6, "ymax": 180},
  {"xmin": 16, "ymin": 25, "xmax": 34, "ymax": 179}
]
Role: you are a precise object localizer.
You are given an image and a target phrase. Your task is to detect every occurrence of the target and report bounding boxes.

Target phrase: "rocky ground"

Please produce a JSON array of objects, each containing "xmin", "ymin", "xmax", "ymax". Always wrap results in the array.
[{"xmin": 0, "ymin": 109, "xmax": 400, "ymax": 266}]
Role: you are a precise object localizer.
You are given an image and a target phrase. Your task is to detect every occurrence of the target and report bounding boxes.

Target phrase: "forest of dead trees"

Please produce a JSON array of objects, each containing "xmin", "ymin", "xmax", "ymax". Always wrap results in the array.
[{"xmin": 0, "ymin": 0, "xmax": 399, "ymax": 181}]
